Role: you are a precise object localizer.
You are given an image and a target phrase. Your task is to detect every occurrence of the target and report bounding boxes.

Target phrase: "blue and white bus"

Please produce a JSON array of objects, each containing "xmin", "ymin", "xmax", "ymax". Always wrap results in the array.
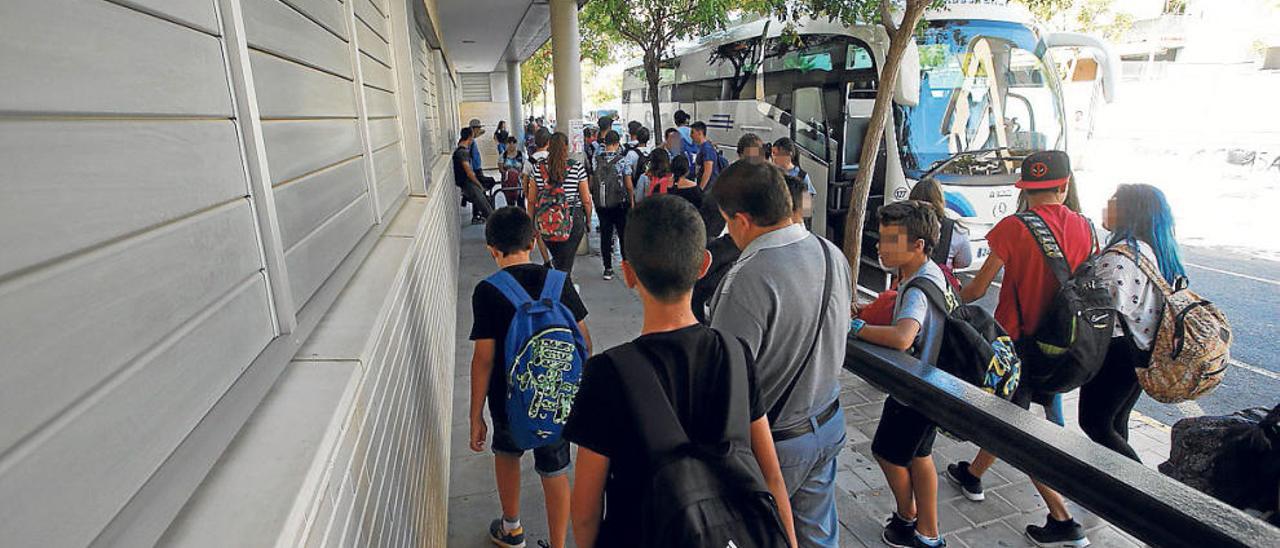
[{"xmin": 620, "ymin": 2, "xmax": 1118, "ymax": 292}]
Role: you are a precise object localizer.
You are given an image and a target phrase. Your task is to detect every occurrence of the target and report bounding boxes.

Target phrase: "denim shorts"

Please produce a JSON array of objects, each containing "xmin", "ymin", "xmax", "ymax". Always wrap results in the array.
[{"xmin": 490, "ymin": 417, "xmax": 571, "ymax": 478}]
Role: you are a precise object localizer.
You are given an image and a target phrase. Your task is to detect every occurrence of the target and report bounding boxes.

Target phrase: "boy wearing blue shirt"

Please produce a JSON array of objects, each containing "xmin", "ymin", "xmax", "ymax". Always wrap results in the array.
[{"xmin": 851, "ymin": 201, "xmax": 949, "ymax": 548}]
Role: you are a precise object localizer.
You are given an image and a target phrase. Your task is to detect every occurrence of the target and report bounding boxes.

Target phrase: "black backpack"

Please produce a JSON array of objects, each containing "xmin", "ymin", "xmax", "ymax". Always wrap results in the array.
[
  {"xmin": 625, "ymin": 144, "xmax": 649, "ymax": 184},
  {"xmin": 591, "ymin": 152, "xmax": 629, "ymax": 208},
  {"xmin": 1014, "ymin": 211, "xmax": 1114, "ymax": 394},
  {"xmin": 903, "ymin": 277, "xmax": 1021, "ymax": 399},
  {"xmin": 609, "ymin": 331, "xmax": 790, "ymax": 548}
]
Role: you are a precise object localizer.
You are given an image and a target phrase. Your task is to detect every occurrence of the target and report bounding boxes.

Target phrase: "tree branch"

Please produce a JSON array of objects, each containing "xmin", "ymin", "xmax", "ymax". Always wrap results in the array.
[{"xmin": 880, "ymin": 0, "xmax": 899, "ymax": 35}]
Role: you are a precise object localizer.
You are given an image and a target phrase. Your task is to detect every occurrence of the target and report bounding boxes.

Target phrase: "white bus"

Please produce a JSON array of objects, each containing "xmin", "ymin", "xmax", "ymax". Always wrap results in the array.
[{"xmin": 621, "ymin": 2, "xmax": 1118, "ymax": 292}]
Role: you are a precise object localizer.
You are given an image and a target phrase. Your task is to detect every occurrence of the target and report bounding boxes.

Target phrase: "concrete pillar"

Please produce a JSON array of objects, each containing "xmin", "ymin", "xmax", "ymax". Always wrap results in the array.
[
  {"xmin": 506, "ymin": 61, "xmax": 524, "ymax": 142},
  {"xmin": 549, "ymin": 0, "xmax": 584, "ymax": 159}
]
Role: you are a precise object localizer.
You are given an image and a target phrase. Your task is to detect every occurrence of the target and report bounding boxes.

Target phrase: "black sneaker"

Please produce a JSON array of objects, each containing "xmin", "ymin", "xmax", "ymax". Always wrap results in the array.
[
  {"xmin": 882, "ymin": 513, "xmax": 918, "ymax": 548},
  {"xmin": 602, "ymin": 268, "xmax": 614, "ymax": 281},
  {"xmin": 488, "ymin": 518, "xmax": 526, "ymax": 548},
  {"xmin": 1025, "ymin": 516, "xmax": 1090, "ymax": 548},
  {"xmin": 946, "ymin": 461, "xmax": 985, "ymax": 502},
  {"xmin": 471, "ymin": 216, "xmax": 486, "ymax": 225}
]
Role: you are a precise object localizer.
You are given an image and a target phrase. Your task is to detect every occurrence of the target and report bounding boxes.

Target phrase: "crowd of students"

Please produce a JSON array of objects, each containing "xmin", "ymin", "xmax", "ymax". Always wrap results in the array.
[{"xmin": 457, "ymin": 111, "xmax": 1191, "ymax": 548}]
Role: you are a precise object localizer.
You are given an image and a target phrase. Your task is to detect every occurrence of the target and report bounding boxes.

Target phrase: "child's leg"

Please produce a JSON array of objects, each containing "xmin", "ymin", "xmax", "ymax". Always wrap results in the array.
[
  {"xmin": 1033, "ymin": 479, "xmax": 1072, "ymax": 521},
  {"xmin": 540, "ymin": 474, "xmax": 570, "ymax": 548},
  {"xmin": 876, "ymin": 457, "xmax": 917, "ymax": 520},
  {"xmin": 534, "ymin": 439, "xmax": 573, "ymax": 548},
  {"xmin": 494, "ymin": 453, "xmax": 522, "ymax": 521},
  {"xmin": 908, "ymin": 457, "xmax": 940, "ymax": 538},
  {"xmin": 969, "ymin": 449, "xmax": 996, "ymax": 477}
]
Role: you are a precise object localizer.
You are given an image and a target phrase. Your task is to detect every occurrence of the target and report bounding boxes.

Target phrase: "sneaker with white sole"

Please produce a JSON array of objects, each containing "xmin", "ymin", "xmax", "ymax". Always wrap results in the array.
[
  {"xmin": 488, "ymin": 518, "xmax": 526, "ymax": 548},
  {"xmin": 1025, "ymin": 516, "xmax": 1090, "ymax": 548},
  {"xmin": 602, "ymin": 268, "xmax": 614, "ymax": 281},
  {"xmin": 945, "ymin": 461, "xmax": 985, "ymax": 502}
]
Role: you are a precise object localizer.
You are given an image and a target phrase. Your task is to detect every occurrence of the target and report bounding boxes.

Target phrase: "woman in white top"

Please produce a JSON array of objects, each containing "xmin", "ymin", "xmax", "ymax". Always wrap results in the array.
[
  {"xmin": 909, "ymin": 179, "xmax": 972, "ymax": 288},
  {"xmin": 1080, "ymin": 183, "xmax": 1187, "ymax": 461},
  {"xmin": 526, "ymin": 131, "xmax": 592, "ymax": 275}
]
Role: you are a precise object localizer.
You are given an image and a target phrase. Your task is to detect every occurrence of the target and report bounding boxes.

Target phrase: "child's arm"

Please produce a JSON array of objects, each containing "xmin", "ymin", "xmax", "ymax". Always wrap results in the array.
[
  {"xmin": 856, "ymin": 317, "xmax": 921, "ymax": 352},
  {"xmin": 749, "ymin": 417, "xmax": 798, "ymax": 548},
  {"xmin": 570, "ymin": 447, "xmax": 609, "ymax": 547},
  {"xmin": 960, "ymin": 254, "xmax": 1003, "ymax": 303},
  {"xmin": 578, "ymin": 320, "xmax": 593, "ymax": 355},
  {"xmin": 468, "ymin": 339, "xmax": 496, "ymax": 452}
]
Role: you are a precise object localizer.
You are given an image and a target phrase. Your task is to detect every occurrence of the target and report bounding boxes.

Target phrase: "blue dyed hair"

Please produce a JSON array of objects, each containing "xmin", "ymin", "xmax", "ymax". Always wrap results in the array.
[{"xmin": 1107, "ymin": 184, "xmax": 1186, "ymax": 284}]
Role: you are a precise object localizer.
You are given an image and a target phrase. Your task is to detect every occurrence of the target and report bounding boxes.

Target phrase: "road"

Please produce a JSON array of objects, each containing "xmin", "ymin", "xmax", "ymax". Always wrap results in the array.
[
  {"xmin": 961, "ymin": 244, "xmax": 1279, "ymax": 426},
  {"xmin": 1131, "ymin": 245, "xmax": 1280, "ymax": 425}
]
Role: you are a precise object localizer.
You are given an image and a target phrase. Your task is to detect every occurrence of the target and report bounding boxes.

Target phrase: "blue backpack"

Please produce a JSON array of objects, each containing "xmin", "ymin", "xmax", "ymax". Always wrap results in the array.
[{"xmin": 485, "ymin": 269, "xmax": 588, "ymax": 449}]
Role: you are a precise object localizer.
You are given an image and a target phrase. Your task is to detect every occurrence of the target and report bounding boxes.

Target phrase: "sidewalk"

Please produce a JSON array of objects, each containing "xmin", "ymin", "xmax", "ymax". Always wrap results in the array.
[{"xmin": 446, "ymin": 204, "xmax": 1170, "ymax": 547}]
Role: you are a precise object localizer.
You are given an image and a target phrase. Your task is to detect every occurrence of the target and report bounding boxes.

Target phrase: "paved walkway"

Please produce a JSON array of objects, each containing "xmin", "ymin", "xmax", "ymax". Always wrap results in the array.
[{"xmin": 446, "ymin": 203, "xmax": 1171, "ymax": 547}]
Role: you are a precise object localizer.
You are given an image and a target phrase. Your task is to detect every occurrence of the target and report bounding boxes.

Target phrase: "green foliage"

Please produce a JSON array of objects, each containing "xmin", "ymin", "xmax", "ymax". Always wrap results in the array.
[
  {"xmin": 1015, "ymin": 0, "xmax": 1074, "ymax": 23},
  {"xmin": 582, "ymin": 0, "xmax": 736, "ymax": 60},
  {"xmin": 1075, "ymin": 0, "xmax": 1135, "ymax": 41},
  {"xmin": 520, "ymin": 43, "xmax": 553, "ymax": 108}
]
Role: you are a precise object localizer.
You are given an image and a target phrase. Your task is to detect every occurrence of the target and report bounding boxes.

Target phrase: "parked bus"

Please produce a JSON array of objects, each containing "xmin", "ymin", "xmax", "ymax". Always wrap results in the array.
[{"xmin": 620, "ymin": 2, "xmax": 1118, "ymax": 293}]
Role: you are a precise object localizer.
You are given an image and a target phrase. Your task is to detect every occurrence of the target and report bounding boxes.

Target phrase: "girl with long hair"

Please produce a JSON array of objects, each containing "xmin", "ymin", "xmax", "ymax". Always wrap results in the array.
[
  {"xmin": 665, "ymin": 155, "xmax": 703, "ymax": 209},
  {"xmin": 1079, "ymin": 183, "xmax": 1186, "ymax": 461},
  {"xmin": 639, "ymin": 148, "xmax": 673, "ymax": 199},
  {"xmin": 909, "ymin": 179, "xmax": 972, "ymax": 286},
  {"xmin": 529, "ymin": 132, "xmax": 592, "ymax": 275}
]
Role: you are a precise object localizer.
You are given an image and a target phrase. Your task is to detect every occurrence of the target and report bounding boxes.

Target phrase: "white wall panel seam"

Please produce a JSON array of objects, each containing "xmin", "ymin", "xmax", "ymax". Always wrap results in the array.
[
  {"xmin": 386, "ymin": 0, "xmax": 426, "ymax": 195},
  {"xmin": 217, "ymin": 0, "xmax": 298, "ymax": 333},
  {"xmin": 344, "ymin": 0, "xmax": 383, "ymax": 224}
]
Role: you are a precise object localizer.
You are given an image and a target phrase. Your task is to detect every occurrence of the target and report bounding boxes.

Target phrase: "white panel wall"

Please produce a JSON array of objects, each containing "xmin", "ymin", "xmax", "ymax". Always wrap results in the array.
[
  {"xmin": 0, "ymin": 0, "xmax": 451, "ymax": 545},
  {"xmin": 0, "ymin": 1, "xmax": 273, "ymax": 546},
  {"xmin": 353, "ymin": 0, "xmax": 410, "ymax": 219},
  {"xmin": 244, "ymin": 0, "xmax": 375, "ymax": 312},
  {"xmin": 303, "ymin": 162, "xmax": 459, "ymax": 548}
]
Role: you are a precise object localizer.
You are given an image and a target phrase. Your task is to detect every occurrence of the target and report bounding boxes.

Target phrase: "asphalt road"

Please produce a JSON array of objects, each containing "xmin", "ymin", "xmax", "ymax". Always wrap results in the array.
[
  {"xmin": 960, "ymin": 244, "xmax": 1279, "ymax": 426},
  {"xmin": 1131, "ymin": 245, "xmax": 1280, "ymax": 424}
]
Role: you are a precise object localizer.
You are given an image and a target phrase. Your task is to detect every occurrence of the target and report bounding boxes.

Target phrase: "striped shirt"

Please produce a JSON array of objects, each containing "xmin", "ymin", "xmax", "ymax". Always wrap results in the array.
[{"xmin": 531, "ymin": 158, "xmax": 587, "ymax": 207}]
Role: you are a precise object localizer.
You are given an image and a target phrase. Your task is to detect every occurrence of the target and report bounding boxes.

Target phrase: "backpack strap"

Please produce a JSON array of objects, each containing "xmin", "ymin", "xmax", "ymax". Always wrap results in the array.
[
  {"xmin": 767, "ymin": 237, "xmax": 833, "ymax": 425},
  {"xmin": 608, "ymin": 344, "xmax": 691, "ymax": 455},
  {"xmin": 539, "ymin": 268, "xmax": 567, "ymax": 303},
  {"xmin": 485, "ymin": 270, "xmax": 533, "ymax": 308},
  {"xmin": 1108, "ymin": 243, "xmax": 1174, "ymax": 295},
  {"xmin": 900, "ymin": 276, "xmax": 956, "ymax": 365},
  {"xmin": 932, "ymin": 218, "xmax": 955, "ymax": 266},
  {"xmin": 1014, "ymin": 211, "xmax": 1072, "ymax": 286}
]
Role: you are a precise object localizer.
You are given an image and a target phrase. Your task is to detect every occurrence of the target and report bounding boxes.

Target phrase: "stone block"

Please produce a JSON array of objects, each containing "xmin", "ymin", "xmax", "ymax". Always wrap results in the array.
[
  {"xmin": 954, "ymin": 520, "xmax": 1027, "ymax": 547},
  {"xmin": 992, "ymin": 480, "xmax": 1048, "ymax": 514},
  {"xmin": 954, "ymin": 489, "xmax": 1019, "ymax": 526}
]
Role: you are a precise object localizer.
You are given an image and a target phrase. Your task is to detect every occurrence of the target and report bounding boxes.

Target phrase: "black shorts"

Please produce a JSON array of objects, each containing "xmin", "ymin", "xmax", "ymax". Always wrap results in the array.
[
  {"xmin": 871, "ymin": 397, "xmax": 938, "ymax": 467},
  {"xmin": 491, "ymin": 415, "xmax": 571, "ymax": 477}
]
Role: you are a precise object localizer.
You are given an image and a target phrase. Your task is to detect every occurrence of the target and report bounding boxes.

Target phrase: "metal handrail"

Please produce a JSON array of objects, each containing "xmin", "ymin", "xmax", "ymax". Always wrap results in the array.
[{"xmin": 844, "ymin": 340, "xmax": 1280, "ymax": 548}]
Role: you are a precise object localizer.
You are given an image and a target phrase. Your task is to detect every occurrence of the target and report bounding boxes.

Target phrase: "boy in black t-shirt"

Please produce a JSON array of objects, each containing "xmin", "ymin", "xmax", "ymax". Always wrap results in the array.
[
  {"xmin": 469, "ymin": 207, "xmax": 591, "ymax": 548},
  {"xmin": 563, "ymin": 196, "xmax": 796, "ymax": 548}
]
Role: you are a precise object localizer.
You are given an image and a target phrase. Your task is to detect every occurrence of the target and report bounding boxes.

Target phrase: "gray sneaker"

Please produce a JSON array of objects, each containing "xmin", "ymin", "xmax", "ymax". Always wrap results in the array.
[{"xmin": 488, "ymin": 518, "xmax": 526, "ymax": 548}]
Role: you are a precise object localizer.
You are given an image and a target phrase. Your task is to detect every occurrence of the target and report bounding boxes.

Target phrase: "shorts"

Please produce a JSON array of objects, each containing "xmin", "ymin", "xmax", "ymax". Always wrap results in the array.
[
  {"xmin": 490, "ymin": 415, "xmax": 571, "ymax": 478},
  {"xmin": 871, "ymin": 397, "xmax": 938, "ymax": 467}
]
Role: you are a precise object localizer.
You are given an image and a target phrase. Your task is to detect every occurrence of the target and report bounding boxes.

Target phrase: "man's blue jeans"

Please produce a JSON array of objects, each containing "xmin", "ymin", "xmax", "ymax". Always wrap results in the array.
[{"xmin": 775, "ymin": 405, "xmax": 846, "ymax": 547}]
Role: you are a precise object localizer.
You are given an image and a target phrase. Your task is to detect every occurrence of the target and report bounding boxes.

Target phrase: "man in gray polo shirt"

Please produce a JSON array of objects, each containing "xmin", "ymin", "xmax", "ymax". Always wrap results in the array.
[{"xmin": 708, "ymin": 160, "xmax": 853, "ymax": 547}]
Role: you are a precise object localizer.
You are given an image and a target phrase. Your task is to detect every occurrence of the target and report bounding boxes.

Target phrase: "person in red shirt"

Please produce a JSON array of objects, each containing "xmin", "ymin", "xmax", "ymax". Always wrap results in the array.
[{"xmin": 944, "ymin": 151, "xmax": 1094, "ymax": 548}]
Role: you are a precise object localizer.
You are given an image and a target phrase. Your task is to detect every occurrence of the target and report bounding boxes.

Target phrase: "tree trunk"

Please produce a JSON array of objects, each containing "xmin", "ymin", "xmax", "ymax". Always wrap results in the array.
[
  {"xmin": 644, "ymin": 51, "xmax": 664, "ymax": 139},
  {"xmin": 842, "ymin": 1, "xmax": 929, "ymax": 298}
]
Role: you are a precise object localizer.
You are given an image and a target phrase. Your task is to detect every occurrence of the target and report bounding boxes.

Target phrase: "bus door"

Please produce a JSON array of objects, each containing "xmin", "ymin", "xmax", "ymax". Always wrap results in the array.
[{"xmin": 792, "ymin": 86, "xmax": 833, "ymax": 237}]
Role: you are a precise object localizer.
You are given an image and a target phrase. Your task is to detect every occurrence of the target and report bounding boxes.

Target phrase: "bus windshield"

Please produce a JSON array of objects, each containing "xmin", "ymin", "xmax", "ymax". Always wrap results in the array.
[{"xmin": 900, "ymin": 20, "xmax": 1066, "ymax": 175}]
